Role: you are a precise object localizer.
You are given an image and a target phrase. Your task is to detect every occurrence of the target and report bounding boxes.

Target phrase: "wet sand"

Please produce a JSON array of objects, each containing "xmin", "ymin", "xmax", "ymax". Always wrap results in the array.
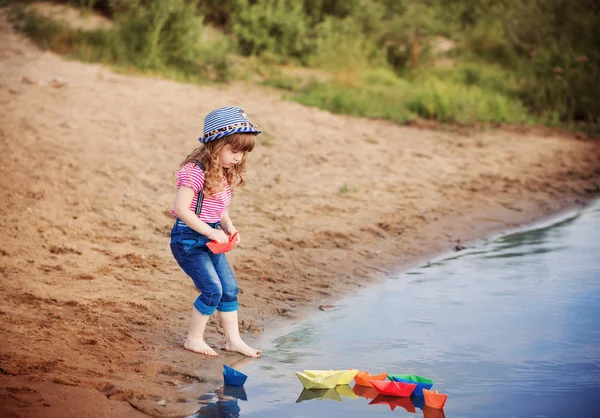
[{"xmin": 1, "ymin": 9, "xmax": 599, "ymax": 417}]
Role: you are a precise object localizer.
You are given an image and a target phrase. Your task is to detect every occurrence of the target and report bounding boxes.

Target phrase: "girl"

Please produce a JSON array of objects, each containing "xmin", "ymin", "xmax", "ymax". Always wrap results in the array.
[{"xmin": 170, "ymin": 106, "xmax": 261, "ymax": 358}]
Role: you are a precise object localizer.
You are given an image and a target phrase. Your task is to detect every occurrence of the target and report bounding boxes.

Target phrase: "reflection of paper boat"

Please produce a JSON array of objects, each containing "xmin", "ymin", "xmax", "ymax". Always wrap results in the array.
[
  {"xmin": 222, "ymin": 385, "xmax": 247, "ymax": 401},
  {"xmin": 295, "ymin": 371, "xmax": 343, "ymax": 389},
  {"xmin": 223, "ymin": 364, "xmax": 248, "ymax": 386},
  {"xmin": 353, "ymin": 370, "xmax": 388, "ymax": 387},
  {"xmin": 304, "ymin": 369, "xmax": 358, "ymax": 385},
  {"xmin": 424, "ymin": 405, "xmax": 447, "ymax": 418},
  {"xmin": 352, "ymin": 384, "xmax": 379, "ymax": 400},
  {"xmin": 371, "ymin": 380, "xmax": 417, "ymax": 397},
  {"xmin": 335, "ymin": 385, "xmax": 358, "ymax": 400},
  {"xmin": 207, "ymin": 232, "xmax": 238, "ymax": 254},
  {"xmin": 295, "ymin": 388, "xmax": 343, "ymax": 403},
  {"xmin": 369, "ymin": 394, "xmax": 416, "ymax": 413},
  {"xmin": 411, "ymin": 395, "xmax": 425, "ymax": 410},
  {"xmin": 423, "ymin": 389, "xmax": 448, "ymax": 409},
  {"xmin": 388, "ymin": 374, "xmax": 434, "ymax": 396}
]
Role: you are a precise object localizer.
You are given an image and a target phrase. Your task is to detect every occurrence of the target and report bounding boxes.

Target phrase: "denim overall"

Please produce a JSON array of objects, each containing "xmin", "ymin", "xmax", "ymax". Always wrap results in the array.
[
  {"xmin": 170, "ymin": 219, "xmax": 239, "ymax": 315},
  {"xmin": 170, "ymin": 161, "xmax": 238, "ymax": 316}
]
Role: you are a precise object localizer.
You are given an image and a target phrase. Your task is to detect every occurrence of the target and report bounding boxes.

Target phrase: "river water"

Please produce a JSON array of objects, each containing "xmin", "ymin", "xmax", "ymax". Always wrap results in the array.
[{"xmin": 189, "ymin": 201, "xmax": 600, "ymax": 418}]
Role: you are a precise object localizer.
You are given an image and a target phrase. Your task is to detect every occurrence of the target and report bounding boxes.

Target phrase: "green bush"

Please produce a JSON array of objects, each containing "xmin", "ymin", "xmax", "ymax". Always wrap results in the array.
[
  {"xmin": 308, "ymin": 16, "xmax": 385, "ymax": 70},
  {"xmin": 110, "ymin": 0, "xmax": 204, "ymax": 70},
  {"xmin": 231, "ymin": 0, "xmax": 311, "ymax": 62},
  {"xmin": 10, "ymin": 1, "xmax": 232, "ymax": 82}
]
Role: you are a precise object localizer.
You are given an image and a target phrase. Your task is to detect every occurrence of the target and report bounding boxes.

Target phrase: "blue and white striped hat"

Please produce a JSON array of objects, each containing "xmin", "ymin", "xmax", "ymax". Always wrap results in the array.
[{"xmin": 200, "ymin": 106, "xmax": 261, "ymax": 143}]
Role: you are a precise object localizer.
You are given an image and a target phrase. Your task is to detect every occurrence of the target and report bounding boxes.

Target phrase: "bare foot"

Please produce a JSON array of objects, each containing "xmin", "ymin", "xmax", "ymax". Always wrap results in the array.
[
  {"xmin": 225, "ymin": 339, "xmax": 261, "ymax": 358},
  {"xmin": 184, "ymin": 339, "xmax": 219, "ymax": 357}
]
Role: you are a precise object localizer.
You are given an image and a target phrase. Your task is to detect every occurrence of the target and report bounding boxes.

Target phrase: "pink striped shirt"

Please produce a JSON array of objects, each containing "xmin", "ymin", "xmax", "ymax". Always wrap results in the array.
[{"xmin": 171, "ymin": 163, "xmax": 231, "ymax": 223}]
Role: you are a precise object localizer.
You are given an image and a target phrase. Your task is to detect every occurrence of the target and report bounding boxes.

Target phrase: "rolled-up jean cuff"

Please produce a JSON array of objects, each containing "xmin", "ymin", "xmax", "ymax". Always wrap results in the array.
[
  {"xmin": 217, "ymin": 300, "xmax": 238, "ymax": 312},
  {"xmin": 194, "ymin": 298, "xmax": 217, "ymax": 316}
]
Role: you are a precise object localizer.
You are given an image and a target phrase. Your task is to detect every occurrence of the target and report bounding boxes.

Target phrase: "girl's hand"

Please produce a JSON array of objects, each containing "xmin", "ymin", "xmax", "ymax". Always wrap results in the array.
[
  {"xmin": 210, "ymin": 229, "xmax": 229, "ymax": 244},
  {"xmin": 224, "ymin": 227, "xmax": 241, "ymax": 244}
]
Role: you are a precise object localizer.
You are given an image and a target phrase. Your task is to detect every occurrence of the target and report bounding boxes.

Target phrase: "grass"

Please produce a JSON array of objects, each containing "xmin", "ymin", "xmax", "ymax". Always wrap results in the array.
[{"xmin": 287, "ymin": 67, "xmax": 532, "ymax": 125}]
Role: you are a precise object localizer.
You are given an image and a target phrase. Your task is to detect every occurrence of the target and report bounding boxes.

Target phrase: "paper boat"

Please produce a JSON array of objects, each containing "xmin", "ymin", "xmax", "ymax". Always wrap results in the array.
[
  {"xmin": 295, "ymin": 388, "xmax": 343, "ymax": 403},
  {"xmin": 352, "ymin": 384, "xmax": 379, "ymax": 400},
  {"xmin": 335, "ymin": 384, "xmax": 358, "ymax": 400},
  {"xmin": 304, "ymin": 369, "xmax": 358, "ymax": 385},
  {"xmin": 295, "ymin": 371, "xmax": 344, "ymax": 389},
  {"xmin": 207, "ymin": 232, "xmax": 238, "ymax": 254},
  {"xmin": 423, "ymin": 389, "xmax": 448, "ymax": 409},
  {"xmin": 371, "ymin": 380, "xmax": 417, "ymax": 397},
  {"xmin": 424, "ymin": 405, "xmax": 447, "ymax": 418},
  {"xmin": 223, "ymin": 364, "xmax": 248, "ymax": 386},
  {"xmin": 369, "ymin": 394, "xmax": 416, "ymax": 413},
  {"xmin": 388, "ymin": 374, "xmax": 434, "ymax": 396},
  {"xmin": 353, "ymin": 370, "xmax": 388, "ymax": 387}
]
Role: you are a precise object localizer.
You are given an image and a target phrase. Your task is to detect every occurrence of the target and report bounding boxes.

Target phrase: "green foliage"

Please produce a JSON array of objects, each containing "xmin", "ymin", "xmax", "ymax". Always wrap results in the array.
[
  {"xmin": 10, "ymin": 0, "xmax": 600, "ymax": 128},
  {"xmin": 112, "ymin": 0, "xmax": 205, "ymax": 70},
  {"xmin": 308, "ymin": 16, "xmax": 385, "ymax": 70},
  {"xmin": 10, "ymin": 1, "xmax": 232, "ymax": 82},
  {"xmin": 231, "ymin": 0, "xmax": 311, "ymax": 62}
]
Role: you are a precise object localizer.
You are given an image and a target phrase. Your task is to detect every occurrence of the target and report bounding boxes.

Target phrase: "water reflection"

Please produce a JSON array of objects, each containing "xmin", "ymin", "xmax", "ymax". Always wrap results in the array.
[
  {"xmin": 369, "ymin": 394, "xmax": 417, "ymax": 413},
  {"xmin": 194, "ymin": 386, "xmax": 246, "ymax": 418},
  {"xmin": 351, "ymin": 384, "xmax": 379, "ymax": 400},
  {"xmin": 295, "ymin": 388, "xmax": 342, "ymax": 403}
]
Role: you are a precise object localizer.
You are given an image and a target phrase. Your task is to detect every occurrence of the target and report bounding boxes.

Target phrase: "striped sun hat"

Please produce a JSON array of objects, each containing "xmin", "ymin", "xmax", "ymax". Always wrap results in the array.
[{"xmin": 200, "ymin": 106, "xmax": 262, "ymax": 143}]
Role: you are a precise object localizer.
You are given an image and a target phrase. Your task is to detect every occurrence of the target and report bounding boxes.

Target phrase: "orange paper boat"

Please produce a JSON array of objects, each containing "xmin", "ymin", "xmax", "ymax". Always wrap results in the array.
[
  {"xmin": 423, "ymin": 389, "xmax": 448, "ymax": 409},
  {"xmin": 369, "ymin": 394, "xmax": 416, "ymax": 413},
  {"xmin": 207, "ymin": 232, "xmax": 238, "ymax": 254},
  {"xmin": 371, "ymin": 380, "xmax": 417, "ymax": 397},
  {"xmin": 353, "ymin": 370, "xmax": 388, "ymax": 387}
]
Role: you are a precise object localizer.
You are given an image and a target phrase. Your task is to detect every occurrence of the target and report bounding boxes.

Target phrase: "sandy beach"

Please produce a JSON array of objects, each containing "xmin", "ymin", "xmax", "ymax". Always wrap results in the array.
[{"xmin": 1, "ymin": 9, "xmax": 599, "ymax": 417}]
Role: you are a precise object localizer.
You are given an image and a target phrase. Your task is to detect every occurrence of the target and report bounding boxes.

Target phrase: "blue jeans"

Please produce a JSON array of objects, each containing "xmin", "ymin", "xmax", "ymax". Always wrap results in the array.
[{"xmin": 170, "ymin": 219, "xmax": 239, "ymax": 316}]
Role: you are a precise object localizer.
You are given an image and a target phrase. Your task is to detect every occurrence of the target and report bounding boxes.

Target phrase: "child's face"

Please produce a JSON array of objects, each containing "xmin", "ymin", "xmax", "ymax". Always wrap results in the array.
[{"xmin": 218, "ymin": 145, "xmax": 245, "ymax": 168}]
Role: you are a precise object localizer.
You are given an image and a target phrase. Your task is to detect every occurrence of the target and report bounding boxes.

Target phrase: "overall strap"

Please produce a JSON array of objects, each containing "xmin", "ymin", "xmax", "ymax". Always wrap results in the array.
[{"xmin": 193, "ymin": 161, "xmax": 205, "ymax": 215}]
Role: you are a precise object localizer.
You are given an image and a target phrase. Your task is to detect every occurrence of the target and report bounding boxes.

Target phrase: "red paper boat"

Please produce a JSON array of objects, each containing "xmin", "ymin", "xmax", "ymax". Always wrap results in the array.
[
  {"xmin": 353, "ymin": 370, "xmax": 388, "ymax": 387},
  {"xmin": 369, "ymin": 394, "xmax": 416, "ymax": 413},
  {"xmin": 371, "ymin": 380, "xmax": 417, "ymax": 397},
  {"xmin": 207, "ymin": 232, "xmax": 238, "ymax": 254},
  {"xmin": 423, "ymin": 389, "xmax": 448, "ymax": 409},
  {"xmin": 352, "ymin": 384, "xmax": 379, "ymax": 400}
]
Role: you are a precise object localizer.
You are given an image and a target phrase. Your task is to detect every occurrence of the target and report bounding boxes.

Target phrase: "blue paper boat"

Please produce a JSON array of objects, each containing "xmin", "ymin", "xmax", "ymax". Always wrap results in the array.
[
  {"xmin": 223, "ymin": 364, "xmax": 248, "ymax": 386},
  {"xmin": 388, "ymin": 374, "xmax": 433, "ymax": 396}
]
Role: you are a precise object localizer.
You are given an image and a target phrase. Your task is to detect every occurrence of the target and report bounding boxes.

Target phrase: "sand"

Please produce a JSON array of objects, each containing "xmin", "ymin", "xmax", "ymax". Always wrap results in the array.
[{"xmin": 1, "ymin": 8, "xmax": 599, "ymax": 417}]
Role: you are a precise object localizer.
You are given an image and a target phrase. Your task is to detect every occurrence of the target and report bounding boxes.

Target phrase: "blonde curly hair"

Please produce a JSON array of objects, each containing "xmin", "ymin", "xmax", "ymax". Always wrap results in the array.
[{"xmin": 180, "ymin": 133, "xmax": 256, "ymax": 196}]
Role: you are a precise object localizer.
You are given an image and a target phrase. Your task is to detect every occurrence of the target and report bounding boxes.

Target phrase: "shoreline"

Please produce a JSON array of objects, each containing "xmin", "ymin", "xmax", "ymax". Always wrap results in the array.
[
  {"xmin": 1, "ymin": 12, "xmax": 600, "ymax": 418},
  {"xmin": 253, "ymin": 197, "xmax": 595, "ymax": 345}
]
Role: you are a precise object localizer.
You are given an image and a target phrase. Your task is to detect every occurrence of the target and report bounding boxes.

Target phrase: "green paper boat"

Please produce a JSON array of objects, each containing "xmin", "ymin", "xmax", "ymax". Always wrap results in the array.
[
  {"xmin": 295, "ymin": 371, "xmax": 344, "ymax": 389},
  {"xmin": 387, "ymin": 374, "xmax": 433, "ymax": 396},
  {"xmin": 304, "ymin": 369, "xmax": 358, "ymax": 386}
]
